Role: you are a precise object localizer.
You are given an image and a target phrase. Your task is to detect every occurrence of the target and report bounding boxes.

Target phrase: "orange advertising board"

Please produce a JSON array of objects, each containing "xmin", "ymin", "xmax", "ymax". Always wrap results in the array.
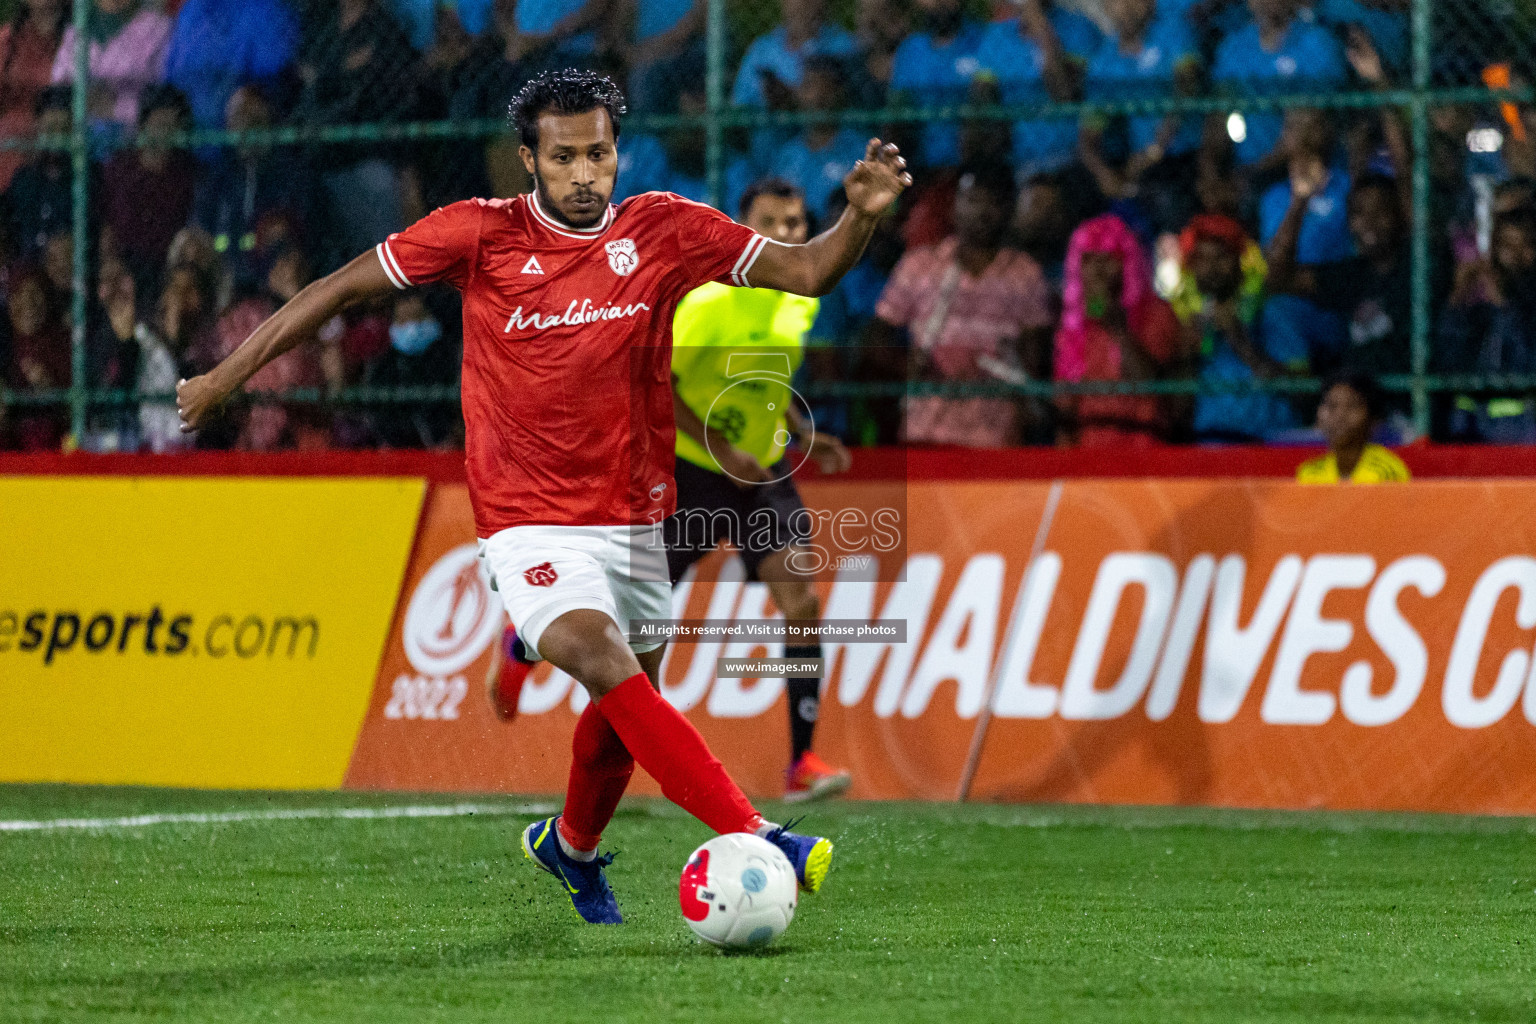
[{"xmin": 346, "ymin": 479, "xmax": 1536, "ymax": 814}]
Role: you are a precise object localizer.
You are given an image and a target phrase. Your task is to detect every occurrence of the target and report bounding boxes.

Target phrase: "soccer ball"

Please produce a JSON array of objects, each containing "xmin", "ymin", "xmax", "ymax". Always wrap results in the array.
[{"xmin": 678, "ymin": 833, "xmax": 798, "ymax": 950}]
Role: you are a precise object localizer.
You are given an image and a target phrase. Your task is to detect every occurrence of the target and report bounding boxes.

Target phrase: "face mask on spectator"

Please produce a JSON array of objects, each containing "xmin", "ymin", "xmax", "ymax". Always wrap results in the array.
[{"xmin": 389, "ymin": 319, "xmax": 441, "ymax": 355}]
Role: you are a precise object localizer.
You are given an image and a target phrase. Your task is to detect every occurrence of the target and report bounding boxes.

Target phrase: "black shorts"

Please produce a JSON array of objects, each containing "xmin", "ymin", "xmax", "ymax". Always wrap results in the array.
[{"xmin": 664, "ymin": 456, "xmax": 811, "ymax": 583}]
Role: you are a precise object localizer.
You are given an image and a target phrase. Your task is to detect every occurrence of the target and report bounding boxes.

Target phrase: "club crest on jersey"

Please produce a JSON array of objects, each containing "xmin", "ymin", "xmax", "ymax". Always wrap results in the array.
[{"xmin": 605, "ymin": 238, "xmax": 639, "ymax": 277}]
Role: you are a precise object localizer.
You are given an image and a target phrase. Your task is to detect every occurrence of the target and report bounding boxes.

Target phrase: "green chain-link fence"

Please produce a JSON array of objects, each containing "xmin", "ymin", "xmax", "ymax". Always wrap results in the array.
[{"xmin": 3, "ymin": 0, "xmax": 1536, "ymax": 445}]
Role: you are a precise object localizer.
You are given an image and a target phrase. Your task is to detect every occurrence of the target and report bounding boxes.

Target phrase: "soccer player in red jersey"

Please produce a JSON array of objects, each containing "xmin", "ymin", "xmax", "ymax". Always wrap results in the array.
[{"xmin": 176, "ymin": 69, "xmax": 910, "ymax": 924}]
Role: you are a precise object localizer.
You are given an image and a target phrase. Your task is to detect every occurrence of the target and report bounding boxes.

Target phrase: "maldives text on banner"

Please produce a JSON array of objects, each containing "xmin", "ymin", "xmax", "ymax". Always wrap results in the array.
[
  {"xmin": 350, "ymin": 479, "xmax": 1536, "ymax": 814},
  {"xmin": 0, "ymin": 477, "xmax": 424, "ymax": 789}
]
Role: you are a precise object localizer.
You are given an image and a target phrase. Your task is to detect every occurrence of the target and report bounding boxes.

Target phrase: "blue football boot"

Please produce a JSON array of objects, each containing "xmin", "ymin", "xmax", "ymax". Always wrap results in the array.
[
  {"xmin": 762, "ymin": 818, "xmax": 834, "ymax": 894},
  {"xmin": 521, "ymin": 816, "xmax": 623, "ymax": 924}
]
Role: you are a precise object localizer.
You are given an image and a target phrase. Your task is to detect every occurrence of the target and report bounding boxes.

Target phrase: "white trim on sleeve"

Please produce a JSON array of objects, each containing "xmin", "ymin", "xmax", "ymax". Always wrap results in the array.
[
  {"xmin": 376, "ymin": 240, "xmax": 412, "ymax": 289},
  {"xmin": 730, "ymin": 234, "xmax": 769, "ymax": 288}
]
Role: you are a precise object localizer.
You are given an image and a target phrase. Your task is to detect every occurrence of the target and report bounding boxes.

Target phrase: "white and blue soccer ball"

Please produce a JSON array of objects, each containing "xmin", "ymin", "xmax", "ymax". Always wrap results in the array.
[{"xmin": 678, "ymin": 832, "xmax": 798, "ymax": 950}]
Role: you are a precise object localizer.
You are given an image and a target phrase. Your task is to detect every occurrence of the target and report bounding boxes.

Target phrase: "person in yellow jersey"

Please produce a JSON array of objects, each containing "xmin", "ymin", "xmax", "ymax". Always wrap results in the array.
[
  {"xmin": 1297, "ymin": 371, "xmax": 1411, "ymax": 484},
  {"xmin": 666, "ymin": 178, "xmax": 856, "ymax": 802}
]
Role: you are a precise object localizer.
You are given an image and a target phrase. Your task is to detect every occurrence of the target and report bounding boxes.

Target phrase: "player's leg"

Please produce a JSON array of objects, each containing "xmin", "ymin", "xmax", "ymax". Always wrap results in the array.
[
  {"xmin": 552, "ymin": 643, "xmax": 665, "ymax": 859},
  {"xmin": 479, "ymin": 528, "xmax": 639, "ymax": 922},
  {"xmin": 537, "ymin": 610, "xmax": 761, "ymax": 834},
  {"xmin": 741, "ymin": 470, "xmax": 852, "ymax": 801},
  {"xmin": 539, "ymin": 609, "xmax": 834, "ymax": 893},
  {"xmin": 757, "ymin": 545, "xmax": 852, "ymax": 803},
  {"xmin": 485, "ymin": 619, "xmax": 533, "ymax": 721}
]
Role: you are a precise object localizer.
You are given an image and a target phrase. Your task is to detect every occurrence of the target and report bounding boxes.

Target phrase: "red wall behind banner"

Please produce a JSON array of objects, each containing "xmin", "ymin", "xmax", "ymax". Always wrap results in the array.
[{"xmin": 346, "ymin": 474, "xmax": 1536, "ymax": 813}]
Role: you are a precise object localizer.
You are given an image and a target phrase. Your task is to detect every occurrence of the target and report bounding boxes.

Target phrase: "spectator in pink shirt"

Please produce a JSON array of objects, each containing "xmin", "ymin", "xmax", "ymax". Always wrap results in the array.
[
  {"xmin": 870, "ymin": 165, "xmax": 1056, "ymax": 447},
  {"xmin": 216, "ymin": 245, "xmax": 333, "ymax": 451},
  {"xmin": 0, "ymin": 0, "xmax": 67, "ymax": 191},
  {"xmin": 3, "ymin": 264, "xmax": 69, "ymax": 450},
  {"xmin": 49, "ymin": 0, "xmax": 171, "ymax": 129},
  {"xmin": 1054, "ymin": 213, "xmax": 1187, "ymax": 446}
]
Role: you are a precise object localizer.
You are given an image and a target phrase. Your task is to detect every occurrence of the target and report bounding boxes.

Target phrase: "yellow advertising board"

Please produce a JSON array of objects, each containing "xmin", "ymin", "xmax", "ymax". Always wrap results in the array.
[{"xmin": 0, "ymin": 477, "xmax": 424, "ymax": 789}]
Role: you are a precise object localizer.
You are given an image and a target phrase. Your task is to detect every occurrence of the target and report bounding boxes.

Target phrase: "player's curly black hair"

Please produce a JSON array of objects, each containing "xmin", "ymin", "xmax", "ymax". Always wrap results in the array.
[{"xmin": 509, "ymin": 69, "xmax": 627, "ymax": 152}]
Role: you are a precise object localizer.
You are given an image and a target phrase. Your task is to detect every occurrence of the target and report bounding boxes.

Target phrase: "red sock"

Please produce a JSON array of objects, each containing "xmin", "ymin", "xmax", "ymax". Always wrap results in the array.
[
  {"xmin": 559, "ymin": 702, "xmax": 634, "ymax": 851},
  {"xmin": 596, "ymin": 672, "xmax": 762, "ymax": 835}
]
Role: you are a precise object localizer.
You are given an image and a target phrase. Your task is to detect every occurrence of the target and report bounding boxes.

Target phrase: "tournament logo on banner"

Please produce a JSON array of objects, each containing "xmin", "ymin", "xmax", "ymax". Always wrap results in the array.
[{"xmin": 401, "ymin": 544, "xmax": 504, "ymax": 679}]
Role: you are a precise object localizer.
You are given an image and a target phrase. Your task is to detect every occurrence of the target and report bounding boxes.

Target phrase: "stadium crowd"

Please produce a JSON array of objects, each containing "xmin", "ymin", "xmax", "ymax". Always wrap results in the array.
[{"xmin": 0, "ymin": 0, "xmax": 1535, "ymax": 451}]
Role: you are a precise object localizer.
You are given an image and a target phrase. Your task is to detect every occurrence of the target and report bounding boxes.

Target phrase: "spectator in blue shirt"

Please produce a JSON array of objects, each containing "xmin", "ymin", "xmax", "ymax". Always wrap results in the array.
[
  {"xmin": 1079, "ymin": 0, "xmax": 1203, "ymax": 232},
  {"xmin": 1258, "ymin": 36, "xmax": 1407, "ymax": 372},
  {"xmin": 612, "ymin": 82, "xmax": 754, "ymax": 206},
  {"xmin": 613, "ymin": 132, "xmax": 674, "ymax": 200},
  {"xmin": 163, "ymin": 0, "xmax": 299, "ymax": 129},
  {"xmin": 623, "ymin": 0, "xmax": 704, "ymax": 112},
  {"xmin": 769, "ymin": 56, "xmax": 869, "ymax": 220},
  {"xmin": 1211, "ymin": 0, "xmax": 1346, "ymax": 168},
  {"xmin": 1438, "ymin": 205, "xmax": 1536, "ymax": 443},
  {"xmin": 851, "ymin": 0, "xmax": 910, "ymax": 107},
  {"xmin": 730, "ymin": 0, "xmax": 858, "ymax": 109},
  {"xmin": 1311, "ymin": 0, "xmax": 1406, "ymax": 73},
  {"xmin": 1268, "ymin": 172, "xmax": 1424, "ymax": 378},
  {"xmin": 974, "ymin": 0, "xmax": 1099, "ymax": 177},
  {"xmin": 1257, "ymin": 109, "xmax": 1353, "ymax": 264},
  {"xmin": 1174, "ymin": 213, "xmax": 1308, "ymax": 441},
  {"xmin": 388, "ymin": 0, "xmax": 494, "ymax": 50},
  {"xmin": 888, "ymin": 0, "xmax": 987, "ymax": 169},
  {"xmin": 513, "ymin": 0, "xmax": 609, "ymax": 60},
  {"xmin": 193, "ymin": 85, "xmax": 316, "ymax": 273}
]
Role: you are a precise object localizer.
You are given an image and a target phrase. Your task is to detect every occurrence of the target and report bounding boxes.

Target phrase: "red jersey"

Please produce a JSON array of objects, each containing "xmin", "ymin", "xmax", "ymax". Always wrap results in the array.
[{"xmin": 377, "ymin": 191, "xmax": 768, "ymax": 536}]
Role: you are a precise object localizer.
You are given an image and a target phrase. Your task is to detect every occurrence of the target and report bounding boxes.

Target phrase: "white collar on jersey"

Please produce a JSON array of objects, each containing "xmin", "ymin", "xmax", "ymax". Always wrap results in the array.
[{"xmin": 527, "ymin": 189, "xmax": 615, "ymax": 240}]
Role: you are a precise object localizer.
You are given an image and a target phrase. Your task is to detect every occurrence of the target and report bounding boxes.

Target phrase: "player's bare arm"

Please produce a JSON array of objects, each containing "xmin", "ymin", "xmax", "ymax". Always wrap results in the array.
[
  {"xmin": 786, "ymin": 404, "xmax": 851, "ymax": 474},
  {"xmin": 747, "ymin": 140, "xmax": 912, "ymax": 297},
  {"xmin": 671, "ymin": 376, "xmax": 772, "ymax": 485},
  {"xmin": 175, "ymin": 252, "xmax": 395, "ymax": 431}
]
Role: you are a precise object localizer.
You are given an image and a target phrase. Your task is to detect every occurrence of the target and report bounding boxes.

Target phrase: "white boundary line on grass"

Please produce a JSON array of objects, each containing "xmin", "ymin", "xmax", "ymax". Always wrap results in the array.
[{"xmin": 0, "ymin": 802, "xmax": 557, "ymax": 833}]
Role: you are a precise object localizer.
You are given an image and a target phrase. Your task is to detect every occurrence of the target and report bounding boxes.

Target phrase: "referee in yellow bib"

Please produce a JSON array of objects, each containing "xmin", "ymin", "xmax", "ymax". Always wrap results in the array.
[{"xmin": 667, "ymin": 178, "xmax": 855, "ymax": 802}]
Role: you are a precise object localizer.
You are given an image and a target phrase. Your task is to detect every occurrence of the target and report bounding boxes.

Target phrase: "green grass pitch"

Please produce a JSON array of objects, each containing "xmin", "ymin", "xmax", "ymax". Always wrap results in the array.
[{"xmin": 1, "ymin": 785, "xmax": 1533, "ymax": 1023}]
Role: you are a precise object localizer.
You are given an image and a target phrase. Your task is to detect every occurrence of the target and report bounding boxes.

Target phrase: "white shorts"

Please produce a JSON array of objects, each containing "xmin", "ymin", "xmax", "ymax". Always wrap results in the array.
[{"xmin": 477, "ymin": 523, "xmax": 672, "ymax": 661}]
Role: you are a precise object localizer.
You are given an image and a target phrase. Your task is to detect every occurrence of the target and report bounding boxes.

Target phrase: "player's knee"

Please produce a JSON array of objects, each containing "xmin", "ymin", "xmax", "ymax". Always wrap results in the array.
[
  {"xmin": 572, "ymin": 644, "xmax": 640, "ymax": 699},
  {"xmin": 781, "ymin": 586, "xmax": 819, "ymax": 624},
  {"xmin": 538, "ymin": 610, "xmax": 641, "ymax": 698}
]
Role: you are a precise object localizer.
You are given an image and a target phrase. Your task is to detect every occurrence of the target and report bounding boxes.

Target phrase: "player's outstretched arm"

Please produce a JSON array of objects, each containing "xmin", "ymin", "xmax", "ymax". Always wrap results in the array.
[
  {"xmin": 748, "ymin": 140, "xmax": 911, "ymax": 298},
  {"xmin": 176, "ymin": 250, "xmax": 396, "ymax": 432}
]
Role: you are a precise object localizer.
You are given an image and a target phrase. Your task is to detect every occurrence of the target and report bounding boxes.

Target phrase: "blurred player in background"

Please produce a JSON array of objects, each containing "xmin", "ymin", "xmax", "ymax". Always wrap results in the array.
[
  {"xmin": 668, "ymin": 178, "xmax": 854, "ymax": 803},
  {"xmin": 177, "ymin": 69, "xmax": 910, "ymax": 925}
]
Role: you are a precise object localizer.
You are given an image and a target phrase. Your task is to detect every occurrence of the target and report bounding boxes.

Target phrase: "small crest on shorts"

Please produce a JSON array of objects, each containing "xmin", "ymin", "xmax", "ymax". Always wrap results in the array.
[
  {"xmin": 605, "ymin": 238, "xmax": 639, "ymax": 277},
  {"xmin": 523, "ymin": 562, "xmax": 559, "ymax": 587}
]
